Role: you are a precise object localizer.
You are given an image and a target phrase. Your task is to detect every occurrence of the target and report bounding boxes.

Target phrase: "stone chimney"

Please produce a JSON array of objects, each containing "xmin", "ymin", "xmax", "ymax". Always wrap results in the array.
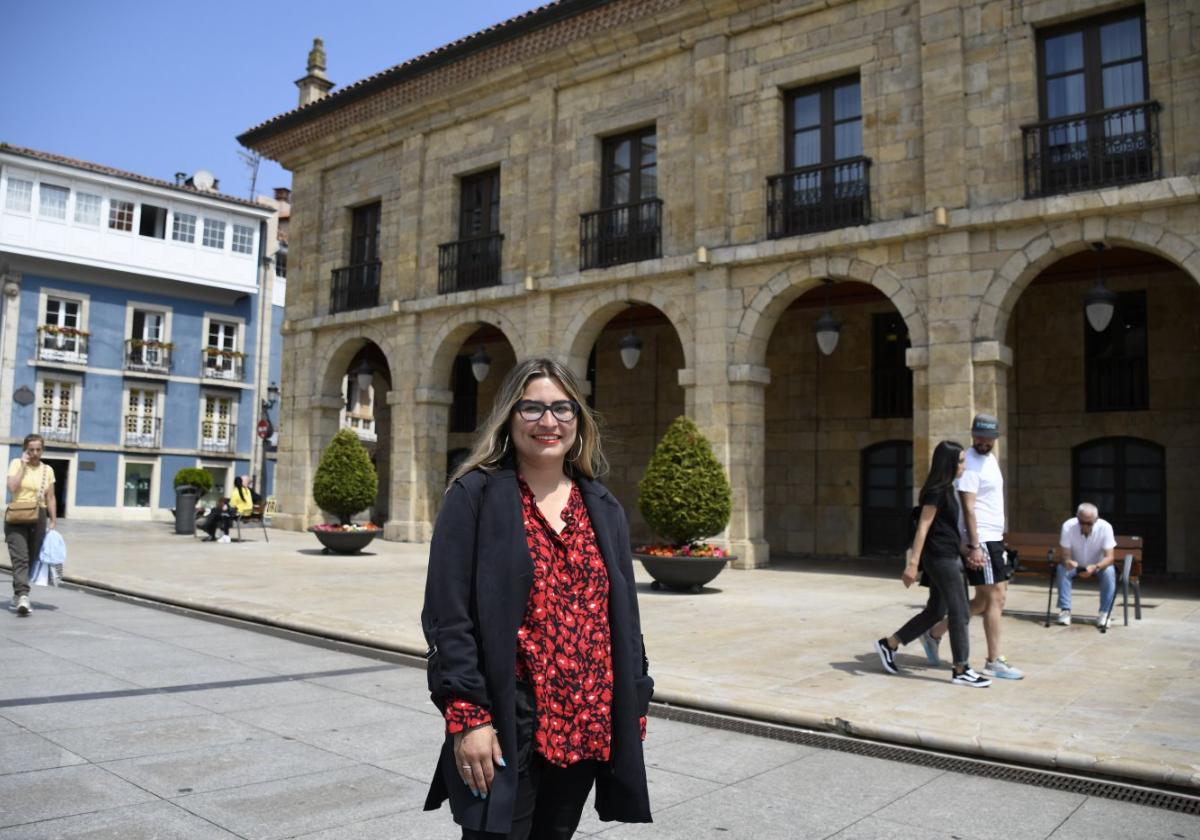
[{"xmin": 295, "ymin": 38, "xmax": 334, "ymax": 107}]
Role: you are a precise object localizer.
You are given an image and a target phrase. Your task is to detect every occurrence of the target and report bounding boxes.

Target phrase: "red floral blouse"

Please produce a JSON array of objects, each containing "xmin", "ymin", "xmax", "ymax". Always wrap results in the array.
[{"xmin": 444, "ymin": 477, "xmax": 645, "ymax": 767}]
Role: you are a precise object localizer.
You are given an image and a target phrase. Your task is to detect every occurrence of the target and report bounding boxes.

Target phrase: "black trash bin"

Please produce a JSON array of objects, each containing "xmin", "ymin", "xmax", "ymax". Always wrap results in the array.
[{"xmin": 175, "ymin": 486, "xmax": 200, "ymax": 535}]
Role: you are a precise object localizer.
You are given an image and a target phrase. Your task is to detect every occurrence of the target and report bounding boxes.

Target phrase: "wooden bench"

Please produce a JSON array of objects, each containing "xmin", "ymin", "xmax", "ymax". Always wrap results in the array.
[{"xmin": 1004, "ymin": 531, "xmax": 1143, "ymax": 629}]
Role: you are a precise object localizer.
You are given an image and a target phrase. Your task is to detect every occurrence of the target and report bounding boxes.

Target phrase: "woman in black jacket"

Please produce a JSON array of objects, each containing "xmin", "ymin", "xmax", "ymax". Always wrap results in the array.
[
  {"xmin": 422, "ymin": 358, "xmax": 653, "ymax": 839},
  {"xmin": 873, "ymin": 440, "xmax": 991, "ymax": 687}
]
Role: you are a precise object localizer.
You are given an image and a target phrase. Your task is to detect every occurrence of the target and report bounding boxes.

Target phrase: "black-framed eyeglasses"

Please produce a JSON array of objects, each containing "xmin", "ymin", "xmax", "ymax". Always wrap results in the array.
[{"xmin": 514, "ymin": 400, "xmax": 580, "ymax": 423}]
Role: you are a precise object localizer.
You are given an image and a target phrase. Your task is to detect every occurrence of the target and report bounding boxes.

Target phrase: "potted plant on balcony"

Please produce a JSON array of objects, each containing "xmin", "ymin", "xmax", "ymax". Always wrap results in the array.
[
  {"xmin": 310, "ymin": 428, "xmax": 381, "ymax": 554},
  {"xmin": 634, "ymin": 415, "xmax": 734, "ymax": 592}
]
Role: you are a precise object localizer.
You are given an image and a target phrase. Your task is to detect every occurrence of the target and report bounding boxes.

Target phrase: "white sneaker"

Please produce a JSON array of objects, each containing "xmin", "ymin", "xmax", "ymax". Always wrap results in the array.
[
  {"xmin": 952, "ymin": 668, "xmax": 992, "ymax": 688},
  {"xmin": 218, "ymin": 534, "xmax": 231, "ymax": 544},
  {"xmin": 1097, "ymin": 611, "xmax": 1110, "ymax": 633},
  {"xmin": 1056, "ymin": 610, "xmax": 1071, "ymax": 626},
  {"xmin": 15, "ymin": 595, "xmax": 31, "ymax": 617},
  {"xmin": 984, "ymin": 657, "xmax": 1024, "ymax": 680}
]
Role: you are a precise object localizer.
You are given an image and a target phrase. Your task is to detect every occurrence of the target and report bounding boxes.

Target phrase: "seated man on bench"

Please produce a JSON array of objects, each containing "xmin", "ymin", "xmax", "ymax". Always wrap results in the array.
[{"xmin": 1056, "ymin": 502, "xmax": 1116, "ymax": 630}]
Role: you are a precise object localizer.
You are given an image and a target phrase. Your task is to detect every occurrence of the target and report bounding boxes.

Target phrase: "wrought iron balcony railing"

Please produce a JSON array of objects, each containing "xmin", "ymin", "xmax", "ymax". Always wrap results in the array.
[
  {"xmin": 767, "ymin": 157, "xmax": 871, "ymax": 239},
  {"xmin": 124, "ymin": 416, "xmax": 162, "ymax": 448},
  {"xmin": 438, "ymin": 233, "xmax": 504, "ymax": 294},
  {"xmin": 202, "ymin": 349, "xmax": 245, "ymax": 382},
  {"xmin": 1022, "ymin": 101, "xmax": 1161, "ymax": 198},
  {"xmin": 124, "ymin": 339, "xmax": 172, "ymax": 374},
  {"xmin": 579, "ymin": 198, "xmax": 663, "ymax": 271},
  {"xmin": 38, "ymin": 408, "xmax": 78, "ymax": 443},
  {"xmin": 36, "ymin": 326, "xmax": 89, "ymax": 365},
  {"xmin": 200, "ymin": 421, "xmax": 237, "ymax": 454},
  {"xmin": 330, "ymin": 261, "xmax": 381, "ymax": 313}
]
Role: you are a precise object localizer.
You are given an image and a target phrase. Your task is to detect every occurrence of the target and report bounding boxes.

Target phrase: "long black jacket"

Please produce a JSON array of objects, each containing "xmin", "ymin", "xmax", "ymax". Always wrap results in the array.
[{"xmin": 421, "ymin": 466, "xmax": 654, "ymax": 834}]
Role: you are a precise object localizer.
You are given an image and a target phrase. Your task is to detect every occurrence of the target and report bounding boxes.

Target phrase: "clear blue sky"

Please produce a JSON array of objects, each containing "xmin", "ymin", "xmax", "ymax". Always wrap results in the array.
[{"xmin": 2, "ymin": 0, "xmax": 540, "ymax": 199}]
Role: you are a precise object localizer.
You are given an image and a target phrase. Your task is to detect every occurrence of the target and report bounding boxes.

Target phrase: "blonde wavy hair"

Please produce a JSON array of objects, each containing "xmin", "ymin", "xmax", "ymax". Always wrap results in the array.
[{"xmin": 448, "ymin": 357, "xmax": 607, "ymax": 485}]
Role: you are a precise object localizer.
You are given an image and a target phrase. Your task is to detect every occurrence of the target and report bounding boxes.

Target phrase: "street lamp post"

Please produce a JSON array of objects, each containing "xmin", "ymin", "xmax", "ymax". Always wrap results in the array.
[{"xmin": 257, "ymin": 382, "xmax": 280, "ymax": 497}]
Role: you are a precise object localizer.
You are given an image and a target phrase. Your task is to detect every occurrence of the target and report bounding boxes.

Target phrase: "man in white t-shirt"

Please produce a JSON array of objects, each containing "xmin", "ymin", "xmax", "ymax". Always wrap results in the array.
[
  {"xmin": 1056, "ymin": 502, "xmax": 1118, "ymax": 631},
  {"xmin": 925, "ymin": 414, "xmax": 1025, "ymax": 680}
]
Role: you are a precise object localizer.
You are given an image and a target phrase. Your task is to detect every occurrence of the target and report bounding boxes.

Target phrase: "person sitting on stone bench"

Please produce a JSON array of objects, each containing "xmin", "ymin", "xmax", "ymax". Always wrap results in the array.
[
  {"xmin": 199, "ymin": 497, "xmax": 236, "ymax": 544},
  {"xmin": 1056, "ymin": 502, "xmax": 1116, "ymax": 630}
]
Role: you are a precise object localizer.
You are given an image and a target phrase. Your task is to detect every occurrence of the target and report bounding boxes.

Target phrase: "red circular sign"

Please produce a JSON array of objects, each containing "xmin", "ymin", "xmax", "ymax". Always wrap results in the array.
[{"xmin": 257, "ymin": 419, "xmax": 271, "ymax": 439}]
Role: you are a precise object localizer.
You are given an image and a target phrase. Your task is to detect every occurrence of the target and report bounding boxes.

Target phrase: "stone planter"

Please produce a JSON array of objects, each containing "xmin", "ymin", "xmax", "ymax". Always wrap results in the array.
[
  {"xmin": 634, "ymin": 552, "xmax": 734, "ymax": 593},
  {"xmin": 310, "ymin": 528, "xmax": 378, "ymax": 555}
]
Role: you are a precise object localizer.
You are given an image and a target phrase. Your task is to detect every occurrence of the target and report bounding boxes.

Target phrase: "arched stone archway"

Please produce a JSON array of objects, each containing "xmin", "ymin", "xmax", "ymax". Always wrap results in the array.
[
  {"xmin": 733, "ymin": 257, "xmax": 926, "ymax": 368},
  {"xmin": 419, "ymin": 306, "xmax": 527, "ymax": 393},
  {"xmin": 999, "ymin": 239, "xmax": 1200, "ymax": 574},
  {"xmin": 975, "ymin": 218, "xmax": 1200, "ymax": 344},
  {"xmin": 561, "ymin": 283, "xmax": 694, "ymax": 379},
  {"xmin": 761, "ymin": 280, "xmax": 916, "ymax": 560},
  {"xmin": 312, "ymin": 334, "xmax": 396, "ymax": 527}
]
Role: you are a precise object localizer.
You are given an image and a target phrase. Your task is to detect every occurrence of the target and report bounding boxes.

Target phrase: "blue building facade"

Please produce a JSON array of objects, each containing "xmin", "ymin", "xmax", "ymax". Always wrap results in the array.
[{"xmin": 0, "ymin": 145, "xmax": 284, "ymax": 520}]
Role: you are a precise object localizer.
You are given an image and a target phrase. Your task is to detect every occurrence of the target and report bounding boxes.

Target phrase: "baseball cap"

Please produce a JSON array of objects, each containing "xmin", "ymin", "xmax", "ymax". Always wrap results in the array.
[{"xmin": 970, "ymin": 412, "xmax": 1000, "ymax": 439}]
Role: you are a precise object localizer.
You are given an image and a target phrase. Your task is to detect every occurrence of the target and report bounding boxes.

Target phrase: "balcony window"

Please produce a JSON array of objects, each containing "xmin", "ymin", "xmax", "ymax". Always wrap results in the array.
[
  {"xmin": 109, "ymin": 200, "xmax": 134, "ymax": 231},
  {"xmin": 39, "ymin": 297, "xmax": 88, "ymax": 364},
  {"xmin": 1085, "ymin": 290, "xmax": 1147, "ymax": 412},
  {"xmin": 1025, "ymin": 11, "xmax": 1158, "ymax": 196},
  {"xmin": 125, "ymin": 389, "xmax": 161, "ymax": 448},
  {"xmin": 202, "ymin": 218, "xmax": 226, "ymax": 249},
  {"xmin": 231, "ymin": 223, "xmax": 255, "ymax": 254},
  {"xmin": 39, "ymin": 184, "xmax": 69, "ymax": 220},
  {"xmin": 139, "ymin": 204, "xmax": 167, "ymax": 238},
  {"xmin": 769, "ymin": 76, "xmax": 869, "ymax": 238},
  {"xmin": 203, "ymin": 319, "xmax": 243, "ymax": 381},
  {"xmin": 74, "ymin": 193, "xmax": 102, "ymax": 225},
  {"xmin": 331, "ymin": 202, "xmax": 381, "ymax": 313},
  {"xmin": 39, "ymin": 380, "xmax": 77, "ymax": 443},
  {"xmin": 340, "ymin": 374, "xmax": 376, "ymax": 442},
  {"xmin": 126, "ymin": 309, "xmax": 170, "ymax": 374},
  {"xmin": 201, "ymin": 394, "xmax": 236, "ymax": 453},
  {"xmin": 5, "ymin": 178, "xmax": 32, "ymax": 213},
  {"xmin": 172, "ymin": 212, "xmax": 196, "ymax": 243},
  {"xmin": 439, "ymin": 170, "xmax": 503, "ymax": 293},
  {"xmin": 580, "ymin": 128, "xmax": 661, "ymax": 270}
]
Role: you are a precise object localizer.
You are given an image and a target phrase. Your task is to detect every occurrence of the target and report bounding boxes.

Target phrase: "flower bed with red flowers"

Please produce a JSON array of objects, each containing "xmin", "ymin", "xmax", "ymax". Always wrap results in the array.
[
  {"xmin": 309, "ymin": 523, "xmax": 381, "ymax": 533},
  {"xmin": 634, "ymin": 543, "xmax": 729, "ymax": 558}
]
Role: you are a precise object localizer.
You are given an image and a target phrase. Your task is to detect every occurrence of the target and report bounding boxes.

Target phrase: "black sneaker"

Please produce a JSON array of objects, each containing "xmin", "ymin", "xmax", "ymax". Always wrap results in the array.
[
  {"xmin": 951, "ymin": 668, "xmax": 991, "ymax": 688},
  {"xmin": 874, "ymin": 638, "xmax": 899, "ymax": 675}
]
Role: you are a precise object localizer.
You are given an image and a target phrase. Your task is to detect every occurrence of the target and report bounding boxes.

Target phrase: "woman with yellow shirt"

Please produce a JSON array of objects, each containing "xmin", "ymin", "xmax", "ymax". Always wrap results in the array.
[
  {"xmin": 6, "ymin": 433, "xmax": 56, "ymax": 617},
  {"xmin": 230, "ymin": 476, "xmax": 255, "ymax": 517}
]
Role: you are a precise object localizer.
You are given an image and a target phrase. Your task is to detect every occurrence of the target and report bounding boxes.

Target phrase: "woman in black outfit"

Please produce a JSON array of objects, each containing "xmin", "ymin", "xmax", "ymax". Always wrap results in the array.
[{"xmin": 873, "ymin": 441, "xmax": 991, "ymax": 687}]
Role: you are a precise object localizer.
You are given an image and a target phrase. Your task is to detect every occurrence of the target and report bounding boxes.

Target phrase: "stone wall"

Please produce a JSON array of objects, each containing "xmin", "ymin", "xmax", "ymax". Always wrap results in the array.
[{"xmin": 252, "ymin": 0, "xmax": 1200, "ymax": 573}]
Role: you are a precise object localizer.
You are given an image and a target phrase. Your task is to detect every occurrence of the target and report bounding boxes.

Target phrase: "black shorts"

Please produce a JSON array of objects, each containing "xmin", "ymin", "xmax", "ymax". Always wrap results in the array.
[{"xmin": 965, "ymin": 540, "xmax": 1012, "ymax": 586}]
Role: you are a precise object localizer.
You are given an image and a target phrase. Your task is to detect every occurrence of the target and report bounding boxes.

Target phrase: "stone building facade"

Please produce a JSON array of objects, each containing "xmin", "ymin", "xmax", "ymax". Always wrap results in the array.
[{"xmin": 240, "ymin": 0, "xmax": 1200, "ymax": 575}]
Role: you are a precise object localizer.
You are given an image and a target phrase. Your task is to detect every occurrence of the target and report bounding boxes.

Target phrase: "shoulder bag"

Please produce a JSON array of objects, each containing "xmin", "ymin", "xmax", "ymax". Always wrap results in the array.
[{"xmin": 5, "ymin": 464, "xmax": 47, "ymax": 525}]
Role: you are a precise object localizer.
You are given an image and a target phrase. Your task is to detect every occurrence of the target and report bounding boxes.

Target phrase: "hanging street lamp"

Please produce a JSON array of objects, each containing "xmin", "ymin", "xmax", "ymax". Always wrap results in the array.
[
  {"xmin": 470, "ymin": 345, "xmax": 492, "ymax": 382},
  {"xmin": 1084, "ymin": 242, "xmax": 1117, "ymax": 333},
  {"xmin": 813, "ymin": 278, "xmax": 841, "ymax": 356}
]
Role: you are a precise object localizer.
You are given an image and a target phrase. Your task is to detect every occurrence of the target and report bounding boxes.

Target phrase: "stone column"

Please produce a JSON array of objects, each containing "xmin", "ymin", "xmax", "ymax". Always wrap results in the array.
[
  {"xmin": 399, "ymin": 386, "xmax": 453, "ymax": 543},
  {"xmin": 971, "ymin": 339, "xmax": 1014, "ymax": 494},
  {"xmin": 0, "ymin": 268, "xmax": 21, "ymax": 439},
  {"xmin": 907, "ymin": 345, "xmax": 931, "ymax": 498},
  {"xmin": 683, "ymin": 268, "xmax": 770, "ymax": 568},
  {"xmin": 723, "ymin": 366, "xmax": 771, "ymax": 569}
]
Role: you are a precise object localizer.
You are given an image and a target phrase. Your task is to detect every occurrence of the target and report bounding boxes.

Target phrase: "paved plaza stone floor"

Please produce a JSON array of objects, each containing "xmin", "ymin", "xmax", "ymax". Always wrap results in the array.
[{"xmin": 2, "ymin": 581, "xmax": 1198, "ymax": 839}]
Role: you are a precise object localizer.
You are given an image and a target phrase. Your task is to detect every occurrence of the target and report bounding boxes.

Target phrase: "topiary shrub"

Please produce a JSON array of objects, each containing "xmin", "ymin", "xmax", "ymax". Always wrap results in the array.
[
  {"xmin": 637, "ymin": 416, "xmax": 732, "ymax": 547},
  {"xmin": 173, "ymin": 467, "xmax": 213, "ymax": 495},
  {"xmin": 313, "ymin": 429, "xmax": 378, "ymax": 524}
]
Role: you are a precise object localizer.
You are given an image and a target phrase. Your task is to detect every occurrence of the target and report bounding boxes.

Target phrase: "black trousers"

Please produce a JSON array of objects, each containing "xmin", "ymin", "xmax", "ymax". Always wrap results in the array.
[
  {"xmin": 461, "ymin": 682, "xmax": 598, "ymax": 840},
  {"xmin": 461, "ymin": 756, "xmax": 598, "ymax": 840},
  {"xmin": 894, "ymin": 553, "xmax": 972, "ymax": 666},
  {"xmin": 200, "ymin": 510, "xmax": 233, "ymax": 538}
]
